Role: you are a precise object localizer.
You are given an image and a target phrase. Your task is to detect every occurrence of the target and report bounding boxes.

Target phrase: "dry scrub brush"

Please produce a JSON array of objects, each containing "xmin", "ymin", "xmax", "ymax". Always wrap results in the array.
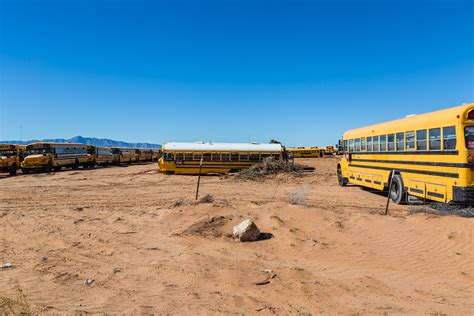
[
  {"xmin": 237, "ymin": 158, "xmax": 306, "ymax": 180},
  {"xmin": 288, "ymin": 187, "xmax": 310, "ymax": 205}
]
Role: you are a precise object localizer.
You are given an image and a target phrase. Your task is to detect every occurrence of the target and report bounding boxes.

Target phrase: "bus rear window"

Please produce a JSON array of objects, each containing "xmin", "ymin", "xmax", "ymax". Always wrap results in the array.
[{"xmin": 465, "ymin": 126, "xmax": 474, "ymax": 149}]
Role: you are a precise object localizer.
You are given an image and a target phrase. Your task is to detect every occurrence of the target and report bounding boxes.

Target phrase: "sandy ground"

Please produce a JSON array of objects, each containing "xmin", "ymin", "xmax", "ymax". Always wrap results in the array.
[{"xmin": 0, "ymin": 158, "xmax": 473, "ymax": 314}]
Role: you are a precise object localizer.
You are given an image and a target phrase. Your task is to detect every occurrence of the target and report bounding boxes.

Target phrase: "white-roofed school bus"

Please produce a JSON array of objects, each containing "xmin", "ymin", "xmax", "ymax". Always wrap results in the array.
[
  {"xmin": 337, "ymin": 103, "xmax": 474, "ymax": 204},
  {"xmin": 159, "ymin": 142, "xmax": 284, "ymax": 175},
  {"xmin": 138, "ymin": 149, "xmax": 153, "ymax": 162},
  {"xmin": 21, "ymin": 142, "xmax": 88, "ymax": 173}
]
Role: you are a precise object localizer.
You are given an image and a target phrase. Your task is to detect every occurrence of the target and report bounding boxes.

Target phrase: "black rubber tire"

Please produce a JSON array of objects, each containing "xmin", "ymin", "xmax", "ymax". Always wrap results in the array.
[
  {"xmin": 45, "ymin": 161, "xmax": 53, "ymax": 173},
  {"xmin": 389, "ymin": 174, "xmax": 406, "ymax": 204},
  {"xmin": 72, "ymin": 159, "xmax": 79, "ymax": 169},
  {"xmin": 9, "ymin": 164, "xmax": 17, "ymax": 176},
  {"xmin": 337, "ymin": 167, "xmax": 348, "ymax": 187}
]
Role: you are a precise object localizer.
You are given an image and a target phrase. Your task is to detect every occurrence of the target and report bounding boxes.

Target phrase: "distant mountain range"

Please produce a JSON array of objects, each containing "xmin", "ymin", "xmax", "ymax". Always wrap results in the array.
[{"xmin": 1, "ymin": 136, "xmax": 162, "ymax": 149}]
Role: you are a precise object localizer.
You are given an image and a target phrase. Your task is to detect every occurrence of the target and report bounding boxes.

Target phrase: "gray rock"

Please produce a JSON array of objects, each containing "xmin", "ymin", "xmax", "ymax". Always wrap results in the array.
[{"xmin": 233, "ymin": 219, "xmax": 260, "ymax": 242}]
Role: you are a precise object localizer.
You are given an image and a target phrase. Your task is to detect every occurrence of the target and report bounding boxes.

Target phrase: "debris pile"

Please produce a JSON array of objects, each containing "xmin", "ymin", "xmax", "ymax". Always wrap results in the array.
[
  {"xmin": 409, "ymin": 203, "xmax": 474, "ymax": 218},
  {"xmin": 237, "ymin": 158, "xmax": 309, "ymax": 180}
]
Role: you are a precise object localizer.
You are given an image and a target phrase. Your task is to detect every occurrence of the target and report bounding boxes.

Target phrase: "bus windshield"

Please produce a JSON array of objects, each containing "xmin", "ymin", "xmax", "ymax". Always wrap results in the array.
[
  {"xmin": 26, "ymin": 147, "xmax": 53, "ymax": 155},
  {"xmin": 465, "ymin": 127, "xmax": 474, "ymax": 149}
]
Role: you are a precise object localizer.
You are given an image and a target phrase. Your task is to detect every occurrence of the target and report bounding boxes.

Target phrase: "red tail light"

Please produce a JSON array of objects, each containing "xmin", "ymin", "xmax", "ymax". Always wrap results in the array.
[{"xmin": 468, "ymin": 110, "xmax": 474, "ymax": 120}]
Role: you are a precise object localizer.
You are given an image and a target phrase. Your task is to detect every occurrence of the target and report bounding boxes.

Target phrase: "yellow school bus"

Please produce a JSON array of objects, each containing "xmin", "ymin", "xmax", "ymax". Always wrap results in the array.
[
  {"xmin": 151, "ymin": 149, "xmax": 161, "ymax": 161},
  {"xmin": 94, "ymin": 147, "xmax": 114, "ymax": 166},
  {"xmin": 0, "ymin": 144, "xmax": 21, "ymax": 176},
  {"xmin": 159, "ymin": 142, "xmax": 284, "ymax": 175},
  {"xmin": 138, "ymin": 149, "xmax": 153, "ymax": 162},
  {"xmin": 110, "ymin": 148, "xmax": 139, "ymax": 164},
  {"xmin": 324, "ymin": 146, "xmax": 335, "ymax": 155},
  {"xmin": 287, "ymin": 147, "xmax": 324, "ymax": 158},
  {"xmin": 21, "ymin": 142, "xmax": 88, "ymax": 173},
  {"xmin": 337, "ymin": 103, "xmax": 474, "ymax": 204},
  {"xmin": 85, "ymin": 145, "xmax": 97, "ymax": 167}
]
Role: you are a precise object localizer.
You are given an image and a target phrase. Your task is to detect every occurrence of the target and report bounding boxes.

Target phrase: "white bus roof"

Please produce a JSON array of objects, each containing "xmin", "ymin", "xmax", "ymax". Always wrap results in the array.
[{"xmin": 162, "ymin": 142, "xmax": 282, "ymax": 152}]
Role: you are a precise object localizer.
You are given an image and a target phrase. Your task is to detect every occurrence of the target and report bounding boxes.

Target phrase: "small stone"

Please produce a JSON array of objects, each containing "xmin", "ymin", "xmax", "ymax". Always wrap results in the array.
[
  {"xmin": 113, "ymin": 268, "xmax": 122, "ymax": 273},
  {"xmin": 84, "ymin": 278, "xmax": 94, "ymax": 285},
  {"xmin": 42, "ymin": 256, "xmax": 48, "ymax": 261},
  {"xmin": 1, "ymin": 262, "xmax": 13, "ymax": 269},
  {"xmin": 233, "ymin": 219, "xmax": 260, "ymax": 242}
]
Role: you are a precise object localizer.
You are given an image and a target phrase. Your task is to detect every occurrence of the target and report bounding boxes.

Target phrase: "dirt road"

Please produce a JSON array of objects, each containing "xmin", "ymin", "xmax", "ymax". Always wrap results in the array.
[{"xmin": 1, "ymin": 158, "xmax": 472, "ymax": 314}]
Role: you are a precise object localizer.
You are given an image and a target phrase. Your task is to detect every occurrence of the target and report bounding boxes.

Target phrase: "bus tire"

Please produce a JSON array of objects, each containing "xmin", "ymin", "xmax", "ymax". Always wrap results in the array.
[
  {"xmin": 337, "ymin": 166, "xmax": 348, "ymax": 187},
  {"xmin": 72, "ymin": 159, "xmax": 79, "ymax": 169},
  {"xmin": 389, "ymin": 174, "xmax": 406, "ymax": 204},
  {"xmin": 45, "ymin": 161, "xmax": 53, "ymax": 173},
  {"xmin": 9, "ymin": 164, "xmax": 17, "ymax": 176}
]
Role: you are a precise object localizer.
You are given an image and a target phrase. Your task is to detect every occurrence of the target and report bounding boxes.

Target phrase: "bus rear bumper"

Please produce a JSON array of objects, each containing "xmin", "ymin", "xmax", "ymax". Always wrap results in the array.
[{"xmin": 452, "ymin": 186, "xmax": 474, "ymax": 204}]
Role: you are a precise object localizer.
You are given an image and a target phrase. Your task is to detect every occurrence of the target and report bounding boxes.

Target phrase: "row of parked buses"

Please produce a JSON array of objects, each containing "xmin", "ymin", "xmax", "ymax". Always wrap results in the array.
[
  {"xmin": 287, "ymin": 145, "xmax": 337, "ymax": 158},
  {"xmin": 0, "ymin": 142, "xmax": 161, "ymax": 175}
]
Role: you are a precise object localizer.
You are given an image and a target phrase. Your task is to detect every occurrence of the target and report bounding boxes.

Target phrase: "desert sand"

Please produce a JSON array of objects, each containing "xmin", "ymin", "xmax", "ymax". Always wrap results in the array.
[{"xmin": 0, "ymin": 158, "xmax": 473, "ymax": 314}]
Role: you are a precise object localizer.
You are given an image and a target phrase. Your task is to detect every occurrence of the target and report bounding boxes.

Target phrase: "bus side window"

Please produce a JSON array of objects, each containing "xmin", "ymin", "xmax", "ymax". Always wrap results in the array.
[
  {"xmin": 176, "ymin": 153, "xmax": 184, "ymax": 161},
  {"xmin": 194, "ymin": 153, "xmax": 202, "ymax": 161},
  {"xmin": 230, "ymin": 153, "xmax": 238, "ymax": 161},
  {"xmin": 249, "ymin": 154, "xmax": 259, "ymax": 161},
  {"xmin": 239, "ymin": 153, "xmax": 249, "ymax": 161},
  {"xmin": 373, "ymin": 136, "xmax": 379, "ymax": 151},
  {"xmin": 184, "ymin": 153, "xmax": 193, "ymax": 160},
  {"xmin": 396, "ymin": 132, "xmax": 404, "ymax": 151},
  {"xmin": 261, "ymin": 154, "xmax": 270, "ymax": 160},
  {"xmin": 203, "ymin": 153, "xmax": 211, "ymax": 161},
  {"xmin": 361, "ymin": 137, "xmax": 367, "ymax": 151},
  {"xmin": 387, "ymin": 134, "xmax": 395, "ymax": 151},
  {"xmin": 429, "ymin": 128, "xmax": 441, "ymax": 150},
  {"xmin": 221, "ymin": 153, "xmax": 230, "ymax": 161},
  {"xmin": 380, "ymin": 135, "xmax": 387, "ymax": 151},
  {"xmin": 443, "ymin": 126, "xmax": 456, "ymax": 150},
  {"xmin": 367, "ymin": 137, "xmax": 372, "ymax": 151},
  {"xmin": 212, "ymin": 153, "xmax": 221, "ymax": 161},
  {"xmin": 406, "ymin": 131, "xmax": 415, "ymax": 150},
  {"xmin": 343, "ymin": 140, "xmax": 347, "ymax": 152},
  {"xmin": 416, "ymin": 130, "xmax": 427, "ymax": 150},
  {"xmin": 272, "ymin": 153, "xmax": 280, "ymax": 159},
  {"xmin": 349, "ymin": 139, "xmax": 354, "ymax": 152},
  {"xmin": 354, "ymin": 138, "xmax": 361, "ymax": 151}
]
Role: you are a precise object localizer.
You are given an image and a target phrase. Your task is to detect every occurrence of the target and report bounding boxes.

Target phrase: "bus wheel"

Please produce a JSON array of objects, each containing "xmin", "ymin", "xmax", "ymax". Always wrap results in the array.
[
  {"xmin": 389, "ymin": 174, "xmax": 406, "ymax": 204},
  {"xmin": 9, "ymin": 164, "xmax": 17, "ymax": 176},
  {"xmin": 337, "ymin": 167, "xmax": 347, "ymax": 187},
  {"xmin": 45, "ymin": 161, "xmax": 53, "ymax": 173},
  {"xmin": 72, "ymin": 159, "xmax": 79, "ymax": 169}
]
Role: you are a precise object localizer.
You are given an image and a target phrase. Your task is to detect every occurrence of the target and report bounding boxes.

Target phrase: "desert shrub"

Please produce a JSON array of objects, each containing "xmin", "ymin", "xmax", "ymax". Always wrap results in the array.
[
  {"xmin": 237, "ymin": 158, "xmax": 306, "ymax": 180},
  {"xmin": 288, "ymin": 187, "xmax": 310, "ymax": 205}
]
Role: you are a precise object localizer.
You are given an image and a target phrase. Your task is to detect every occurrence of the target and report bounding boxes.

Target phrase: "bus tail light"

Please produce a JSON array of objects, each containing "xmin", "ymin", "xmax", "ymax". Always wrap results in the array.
[{"xmin": 468, "ymin": 154, "xmax": 474, "ymax": 163}]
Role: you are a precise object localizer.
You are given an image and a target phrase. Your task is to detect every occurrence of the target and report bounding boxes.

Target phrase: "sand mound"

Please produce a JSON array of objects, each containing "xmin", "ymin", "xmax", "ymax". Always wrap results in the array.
[{"xmin": 181, "ymin": 216, "xmax": 229, "ymax": 237}]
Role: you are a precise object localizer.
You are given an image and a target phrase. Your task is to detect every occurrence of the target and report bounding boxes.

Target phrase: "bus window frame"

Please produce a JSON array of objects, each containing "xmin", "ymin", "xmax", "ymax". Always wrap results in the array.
[
  {"xmin": 373, "ymin": 135, "xmax": 379, "ymax": 151},
  {"xmin": 367, "ymin": 136, "xmax": 372, "ymax": 151},
  {"xmin": 416, "ymin": 129, "xmax": 427, "ymax": 151},
  {"xmin": 396, "ymin": 132, "xmax": 404, "ymax": 151},
  {"xmin": 442, "ymin": 126, "xmax": 456, "ymax": 150},
  {"xmin": 380, "ymin": 135, "xmax": 386, "ymax": 151},
  {"xmin": 361, "ymin": 137, "xmax": 367, "ymax": 151},
  {"xmin": 429, "ymin": 128, "xmax": 441, "ymax": 151},
  {"xmin": 387, "ymin": 134, "xmax": 395, "ymax": 151},
  {"xmin": 406, "ymin": 131, "xmax": 415, "ymax": 151}
]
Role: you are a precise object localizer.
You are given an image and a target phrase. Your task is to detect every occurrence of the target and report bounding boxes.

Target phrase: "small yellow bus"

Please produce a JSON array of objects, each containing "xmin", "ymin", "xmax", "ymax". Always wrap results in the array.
[
  {"xmin": 138, "ymin": 149, "xmax": 153, "ymax": 162},
  {"xmin": 111, "ymin": 148, "xmax": 139, "ymax": 164},
  {"xmin": 0, "ymin": 144, "xmax": 21, "ymax": 176},
  {"xmin": 287, "ymin": 147, "xmax": 324, "ymax": 158},
  {"xmin": 95, "ymin": 147, "xmax": 114, "ymax": 166},
  {"xmin": 337, "ymin": 103, "xmax": 474, "ymax": 204},
  {"xmin": 159, "ymin": 142, "xmax": 284, "ymax": 175},
  {"xmin": 324, "ymin": 146, "xmax": 335, "ymax": 155},
  {"xmin": 21, "ymin": 142, "xmax": 88, "ymax": 173}
]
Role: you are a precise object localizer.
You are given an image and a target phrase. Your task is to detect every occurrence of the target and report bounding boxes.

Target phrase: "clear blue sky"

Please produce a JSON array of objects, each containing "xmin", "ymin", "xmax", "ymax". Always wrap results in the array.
[{"xmin": 1, "ymin": 0, "xmax": 473, "ymax": 146}]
